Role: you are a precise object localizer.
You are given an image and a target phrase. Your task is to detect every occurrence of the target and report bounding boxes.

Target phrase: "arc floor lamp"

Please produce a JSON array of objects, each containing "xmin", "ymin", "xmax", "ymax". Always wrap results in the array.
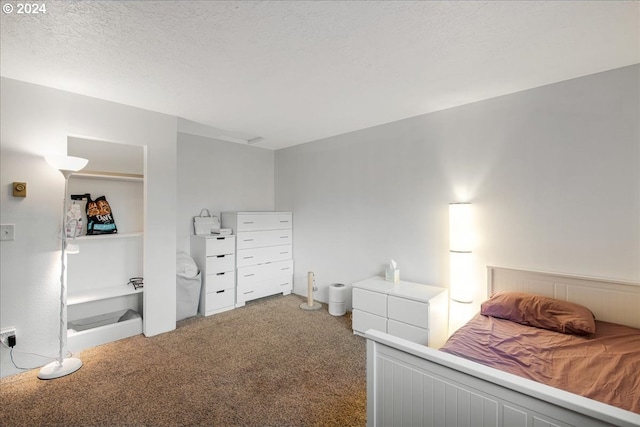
[{"xmin": 38, "ymin": 155, "xmax": 88, "ymax": 380}]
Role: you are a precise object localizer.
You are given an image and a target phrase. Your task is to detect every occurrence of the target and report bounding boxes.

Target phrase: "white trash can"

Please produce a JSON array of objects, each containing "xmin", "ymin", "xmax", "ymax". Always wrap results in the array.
[{"xmin": 329, "ymin": 283, "xmax": 347, "ymax": 316}]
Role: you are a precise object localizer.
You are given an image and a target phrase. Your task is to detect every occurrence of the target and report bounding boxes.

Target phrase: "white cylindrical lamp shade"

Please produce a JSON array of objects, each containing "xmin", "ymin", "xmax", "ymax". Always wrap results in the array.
[
  {"xmin": 449, "ymin": 203, "xmax": 473, "ymax": 303},
  {"xmin": 449, "ymin": 203, "xmax": 472, "ymax": 252}
]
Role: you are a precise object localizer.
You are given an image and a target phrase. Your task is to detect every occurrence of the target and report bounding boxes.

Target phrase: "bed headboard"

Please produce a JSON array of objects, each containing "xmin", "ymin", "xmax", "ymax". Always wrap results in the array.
[{"xmin": 487, "ymin": 266, "xmax": 640, "ymax": 329}]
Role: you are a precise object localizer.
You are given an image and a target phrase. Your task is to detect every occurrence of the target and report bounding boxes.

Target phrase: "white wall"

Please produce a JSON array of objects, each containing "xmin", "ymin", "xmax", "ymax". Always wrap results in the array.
[
  {"xmin": 275, "ymin": 65, "xmax": 640, "ymax": 319},
  {"xmin": 0, "ymin": 78, "xmax": 178, "ymax": 377},
  {"xmin": 2, "ymin": 65, "xmax": 638, "ymax": 377},
  {"xmin": 176, "ymin": 132, "xmax": 275, "ymax": 252}
]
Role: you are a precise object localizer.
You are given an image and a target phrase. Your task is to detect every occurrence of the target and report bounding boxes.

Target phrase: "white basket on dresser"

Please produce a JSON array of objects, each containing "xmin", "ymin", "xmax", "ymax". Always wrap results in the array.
[{"xmin": 222, "ymin": 212, "xmax": 293, "ymax": 307}]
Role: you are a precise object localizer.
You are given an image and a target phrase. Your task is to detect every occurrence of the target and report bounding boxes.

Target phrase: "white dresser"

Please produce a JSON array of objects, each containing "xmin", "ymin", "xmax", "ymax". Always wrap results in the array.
[
  {"xmin": 221, "ymin": 212, "xmax": 293, "ymax": 306},
  {"xmin": 352, "ymin": 276, "xmax": 449, "ymax": 348},
  {"xmin": 190, "ymin": 234, "xmax": 236, "ymax": 316}
]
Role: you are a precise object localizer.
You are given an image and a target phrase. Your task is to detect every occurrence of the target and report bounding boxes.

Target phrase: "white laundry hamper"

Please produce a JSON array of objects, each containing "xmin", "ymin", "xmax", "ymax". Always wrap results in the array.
[
  {"xmin": 176, "ymin": 251, "xmax": 202, "ymax": 321},
  {"xmin": 329, "ymin": 283, "xmax": 347, "ymax": 316}
]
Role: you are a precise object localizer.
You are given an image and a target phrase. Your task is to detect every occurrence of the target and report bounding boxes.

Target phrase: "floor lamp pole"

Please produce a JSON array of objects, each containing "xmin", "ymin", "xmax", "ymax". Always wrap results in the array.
[{"xmin": 39, "ymin": 159, "xmax": 86, "ymax": 380}]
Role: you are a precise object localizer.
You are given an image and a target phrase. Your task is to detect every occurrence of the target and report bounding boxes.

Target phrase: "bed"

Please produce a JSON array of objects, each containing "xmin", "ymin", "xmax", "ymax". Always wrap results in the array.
[{"xmin": 365, "ymin": 266, "xmax": 640, "ymax": 427}]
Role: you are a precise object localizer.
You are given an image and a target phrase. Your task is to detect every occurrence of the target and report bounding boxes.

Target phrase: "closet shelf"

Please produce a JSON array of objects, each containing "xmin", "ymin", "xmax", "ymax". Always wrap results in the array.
[
  {"xmin": 72, "ymin": 171, "xmax": 143, "ymax": 182},
  {"xmin": 74, "ymin": 232, "xmax": 143, "ymax": 241},
  {"xmin": 68, "ymin": 285, "xmax": 143, "ymax": 306}
]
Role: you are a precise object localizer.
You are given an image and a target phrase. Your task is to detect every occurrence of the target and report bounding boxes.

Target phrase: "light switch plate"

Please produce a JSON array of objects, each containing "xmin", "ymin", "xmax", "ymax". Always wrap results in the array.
[{"xmin": 1, "ymin": 224, "xmax": 15, "ymax": 241}]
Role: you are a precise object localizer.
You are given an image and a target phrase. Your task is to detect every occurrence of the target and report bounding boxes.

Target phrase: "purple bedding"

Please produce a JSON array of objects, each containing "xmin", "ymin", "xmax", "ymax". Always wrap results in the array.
[{"xmin": 441, "ymin": 313, "xmax": 640, "ymax": 413}]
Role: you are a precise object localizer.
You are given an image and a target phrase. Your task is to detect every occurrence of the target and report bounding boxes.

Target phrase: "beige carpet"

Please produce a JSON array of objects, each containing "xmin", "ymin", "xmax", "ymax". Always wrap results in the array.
[{"xmin": 0, "ymin": 295, "xmax": 366, "ymax": 427}]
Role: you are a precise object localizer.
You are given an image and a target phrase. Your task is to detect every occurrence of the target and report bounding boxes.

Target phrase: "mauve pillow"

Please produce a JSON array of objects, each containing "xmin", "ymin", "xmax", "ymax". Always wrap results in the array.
[{"xmin": 480, "ymin": 292, "xmax": 596, "ymax": 335}]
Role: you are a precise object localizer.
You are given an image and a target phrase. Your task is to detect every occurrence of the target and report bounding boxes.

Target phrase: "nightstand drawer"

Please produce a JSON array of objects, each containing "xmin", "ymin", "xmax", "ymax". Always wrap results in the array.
[
  {"xmin": 205, "ymin": 235, "xmax": 235, "ymax": 255},
  {"xmin": 205, "ymin": 271, "xmax": 234, "ymax": 292},
  {"xmin": 388, "ymin": 320, "xmax": 430, "ymax": 345},
  {"xmin": 353, "ymin": 309, "xmax": 387, "ymax": 334},
  {"xmin": 353, "ymin": 288, "xmax": 387, "ymax": 317},
  {"xmin": 388, "ymin": 295, "xmax": 430, "ymax": 329},
  {"xmin": 205, "ymin": 254, "xmax": 235, "ymax": 273},
  {"xmin": 236, "ymin": 229, "xmax": 292, "ymax": 249},
  {"xmin": 203, "ymin": 288, "xmax": 235, "ymax": 313}
]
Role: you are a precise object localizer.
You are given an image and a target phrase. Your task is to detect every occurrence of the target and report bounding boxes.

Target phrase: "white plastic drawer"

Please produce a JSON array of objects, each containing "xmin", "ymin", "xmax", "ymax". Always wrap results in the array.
[
  {"xmin": 204, "ymin": 271, "xmax": 234, "ymax": 292},
  {"xmin": 204, "ymin": 288, "xmax": 235, "ymax": 312},
  {"xmin": 236, "ymin": 245, "xmax": 292, "ymax": 267},
  {"xmin": 237, "ymin": 277, "xmax": 293, "ymax": 304},
  {"xmin": 388, "ymin": 295, "xmax": 430, "ymax": 329},
  {"xmin": 236, "ymin": 213, "xmax": 292, "ymax": 232},
  {"xmin": 236, "ymin": 229, "xmax": 292, "ymax": 250},
  {"xmin": 237, "ymin": 260, "xmax": 293, "ymax": 286},
  {"xmin": 352, "ymin": 309, "xmax": 387, "ymax": 335},
  {"xmin": 205, "ymin": 254, "xmax": 235, "ymax": 273},
  {"xmin": 352, "ymin": 288, "xmax": 387, "ymax": 317},
  {"xmin": 388, "ymin": 319, "xmax": 430, "ymax": 345},
  {"xmin": 205, "ymin": 235, "xmax": 235, "ymax": 255}
]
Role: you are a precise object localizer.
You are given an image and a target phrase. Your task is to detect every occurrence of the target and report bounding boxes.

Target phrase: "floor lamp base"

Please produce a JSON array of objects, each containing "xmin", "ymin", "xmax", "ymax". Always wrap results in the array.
[{"xmin": 38, "ymin": 357, "xmax": 82, "ymax": 380}]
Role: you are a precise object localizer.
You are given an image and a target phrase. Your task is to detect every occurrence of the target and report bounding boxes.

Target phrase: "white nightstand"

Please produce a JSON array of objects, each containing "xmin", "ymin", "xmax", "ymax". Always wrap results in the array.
[
  {"xmin": 352, "ymin": 276, "xmax": 449, "ymax": 348},
  {"xmin": 190, "ymin": 234, "xmax": 236, "ymax": 316}
]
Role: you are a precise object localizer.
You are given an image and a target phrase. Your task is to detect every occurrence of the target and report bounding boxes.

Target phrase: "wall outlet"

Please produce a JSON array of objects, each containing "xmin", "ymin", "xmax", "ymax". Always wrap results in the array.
[{"xmin": 0, "ymin": 327, "xmax": 17, "ymax": 347}]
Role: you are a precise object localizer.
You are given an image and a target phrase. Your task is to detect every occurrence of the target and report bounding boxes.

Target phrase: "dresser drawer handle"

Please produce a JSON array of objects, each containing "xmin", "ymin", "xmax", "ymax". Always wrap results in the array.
[
  {"xmin": 280, "ymin": 252, "xmax": 289, "ymax": 255},
  {"xmin": 243, "ymin": 221, "xmax": 254, "ymax": 225},
  {"xmin": 216, "ymin": 272, "xmax": 226, "ymax": 276},
  {"xmin": 243, "ymin": 239, "xmax": 254, "ymax": 242},
  {"xmin": 243, "ymin": 256, "xmax": 254, "ymax": 259},
  {"xmin": 216, "ymin": 255, "xmax": 226, "ymax": 258},
  {"xmin": 216, "ymin": 237, "xmax": 226, "ymax": 240},
  {"xmin": 280, "ymin": 236, "xmax": 289, "ymax": 239},
  {"xmin": 216, "ymin": 289, "xmax": 225, "ymax": 294},
  {"xmin": 280, "ymin": 220, "xmax": 289, "ymax": 223},
  {"xmin": 244, "ymin": 273, "xmax": 255, "ymax": 277},
  {"xmin": 244, "ymin": 290, "xmax": 254, "ymax": 295},
  {"xmin": 281, "ymin": 267, "xmax": 290, "ymax": 271},
  {"xmin": 280, "ymin": 283, "xmax": 289, "ymax": 286}
]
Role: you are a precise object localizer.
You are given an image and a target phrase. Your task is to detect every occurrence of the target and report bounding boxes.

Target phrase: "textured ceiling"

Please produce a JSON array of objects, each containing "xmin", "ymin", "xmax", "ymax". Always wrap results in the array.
[{"xmin": 1, "ymin": 1, "xmax": 638, "ymax": 149}]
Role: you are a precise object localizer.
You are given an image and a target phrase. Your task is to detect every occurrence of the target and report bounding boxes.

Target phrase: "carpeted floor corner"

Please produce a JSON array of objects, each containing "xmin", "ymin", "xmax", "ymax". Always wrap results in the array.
[{"xmin": 0, "ymin": 294, "xmax": 367, "ymax": 427}]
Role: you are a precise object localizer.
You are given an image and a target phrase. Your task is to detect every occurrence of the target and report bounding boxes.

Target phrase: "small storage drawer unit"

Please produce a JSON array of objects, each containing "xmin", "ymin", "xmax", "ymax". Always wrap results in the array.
[
  {"xmin": 222, "ymin": 212, "xmax": 293, "ymax": 306},
  {"xmin": 351, "ymin": 276, "xmax": 449, "ymax": 349},
  {"xmin": 190, "ymin": 235, "xmax": 236, "ymax": 316}
]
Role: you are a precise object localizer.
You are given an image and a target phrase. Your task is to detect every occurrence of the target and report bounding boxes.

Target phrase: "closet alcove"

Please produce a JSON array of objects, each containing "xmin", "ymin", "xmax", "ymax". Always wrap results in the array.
[{"xmin": 65, "ymin": 137, "xmax": 145, "ymax": 352}]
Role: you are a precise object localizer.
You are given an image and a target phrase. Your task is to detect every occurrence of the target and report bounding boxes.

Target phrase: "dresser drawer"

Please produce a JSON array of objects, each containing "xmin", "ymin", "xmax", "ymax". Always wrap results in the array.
[
  {"xmin": 205, "ymin": 254, "xmax": 235, "ymax": 273},
  {"xmin": 388, "ymin": 320, "xmax": 430, "ymax": 345},
  {"xmin": 353, "ymin": 288, "xmax": 387, "ymax": 317},
  {"xmin": 388, "ymin": 295, "xmax": 430, "ymax": 329},
  {"xmin": 352, "ymin": 309, "xmax": 387, "ymax": 335},
  {"xmin": 203, "ymin": 288, "xmax": 235, "ymax": 313},
  {"xmin": 237, "ymin": 260, "xmax": 293, "ymax": 286},
  {"xmin": 237, "ymin": 276, "xmax": 293, "ymax": 298},
  {"xmin": 237, "ymin": 276, "xmax": 292, "ymax": 306},
  {"xmin": 204, "ymin": 271, "xmax": 235, "ymax": 292},
  {"xmin": 236, "ymin": 229, "xmax": 292, "ymax": 249},
  {"xmin": 205, "ymin": 235, "xmax": 235, "ymax": 255},
  {"xmin": 236, "ymin": 245, "xmax": 292, "ymax": 267},
  {"xmin": 236, "ymin": 213, "xmax": 292, "ymax": 232}
]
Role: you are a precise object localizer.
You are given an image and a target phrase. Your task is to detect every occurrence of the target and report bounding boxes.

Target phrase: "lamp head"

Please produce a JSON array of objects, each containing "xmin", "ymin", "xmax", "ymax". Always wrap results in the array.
[{"xmin": 45, "ymin": 155, "xmax": 89, "ymax": 178}]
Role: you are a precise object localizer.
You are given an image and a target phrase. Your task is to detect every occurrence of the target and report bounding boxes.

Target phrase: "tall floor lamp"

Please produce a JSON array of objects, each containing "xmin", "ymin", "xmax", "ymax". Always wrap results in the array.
[
  {"xmin": 449, "ymin": 203, "xmax": 473, "ymax": 303},
  {"xmin": 38, "ymin": 155, "xmax": 88, "ymax": 380}
]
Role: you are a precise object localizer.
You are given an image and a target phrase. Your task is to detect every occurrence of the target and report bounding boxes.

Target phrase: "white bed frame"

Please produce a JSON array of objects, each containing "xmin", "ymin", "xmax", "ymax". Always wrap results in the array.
[{"xmin": 366, "ymin": 266, "xmax": 640, "ymax": 427}]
